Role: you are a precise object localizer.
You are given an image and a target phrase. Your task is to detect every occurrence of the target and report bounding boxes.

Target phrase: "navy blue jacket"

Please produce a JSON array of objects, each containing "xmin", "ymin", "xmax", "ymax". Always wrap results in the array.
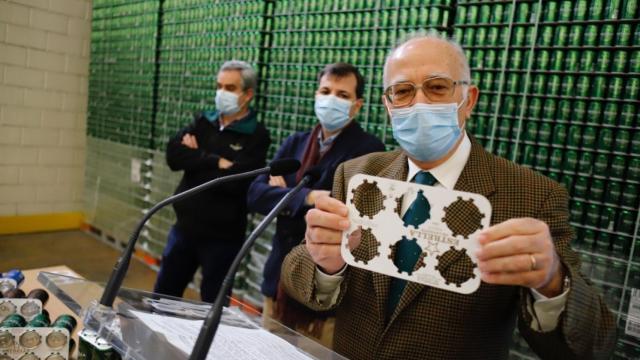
[{"xmin": 247, "ymin": 121, "xmax": 385, "ymax": 297}]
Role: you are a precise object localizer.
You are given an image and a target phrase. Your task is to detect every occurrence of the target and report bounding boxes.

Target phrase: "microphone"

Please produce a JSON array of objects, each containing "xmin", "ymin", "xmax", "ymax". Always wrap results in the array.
[
  {"xmin": 189, "ymin": 167, "xmax": 322, "ymax": 360},
  {"xmin": 98, "ymin": 158, "xmax": 301, "ymax": 307}
]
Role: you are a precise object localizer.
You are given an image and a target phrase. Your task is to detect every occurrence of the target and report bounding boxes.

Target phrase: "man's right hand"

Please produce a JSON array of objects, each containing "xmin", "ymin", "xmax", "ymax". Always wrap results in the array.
[
  {"xmin": 305, "ymin": 195, "xmax": 358, "ymax": 274},
  {"xmin": 181, "ymin": 134, "xmax": 198, "ymax": 149},
  {"xmin": 218, "ymin": 157, "xmax": 233, "ymax": 169}
]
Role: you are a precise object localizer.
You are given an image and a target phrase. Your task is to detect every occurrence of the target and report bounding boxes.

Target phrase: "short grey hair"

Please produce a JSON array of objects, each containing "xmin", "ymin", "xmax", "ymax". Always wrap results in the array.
[
  {"xmin": 218, "ymin": 60, "xmax": 257, "ymax": 91},
  {"xmin": 382, "ymin": 29, "xmax": 471, "ymax": 90}
]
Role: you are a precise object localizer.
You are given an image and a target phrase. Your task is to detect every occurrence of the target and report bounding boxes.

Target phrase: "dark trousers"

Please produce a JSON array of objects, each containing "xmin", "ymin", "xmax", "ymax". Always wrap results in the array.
[{"xmin": 154, "ymin": 226, "xmax": 243, "ymax": 303}]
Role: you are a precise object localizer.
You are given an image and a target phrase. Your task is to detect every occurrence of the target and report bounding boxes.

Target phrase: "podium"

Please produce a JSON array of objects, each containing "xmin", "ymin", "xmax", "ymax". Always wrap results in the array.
[{"xmin": 37, "ymin": 271, "xmax": 346, "ymax": 360}]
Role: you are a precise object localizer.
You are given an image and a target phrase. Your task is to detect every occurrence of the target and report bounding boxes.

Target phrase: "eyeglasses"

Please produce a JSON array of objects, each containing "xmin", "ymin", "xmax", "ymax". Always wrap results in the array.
[{"xmin": 383, "ymin": 77, "xmax": 471, "ymax": 108}]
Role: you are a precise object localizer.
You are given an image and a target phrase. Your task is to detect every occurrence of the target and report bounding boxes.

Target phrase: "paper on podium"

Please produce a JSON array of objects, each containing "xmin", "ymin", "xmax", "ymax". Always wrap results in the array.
[
  {"xmin": 37, "ymin": 271, "xmax": 346, "ymax": 360},
  {"xmin": 130, "ymin": 310, "xmax": 313, "ymax": 360}
]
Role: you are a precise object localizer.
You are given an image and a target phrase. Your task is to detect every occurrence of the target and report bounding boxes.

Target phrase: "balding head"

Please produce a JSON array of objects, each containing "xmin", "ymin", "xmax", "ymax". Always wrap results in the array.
[{"xmin": 383, "ymin": 30, "xmax": 471, "ymax": 90}]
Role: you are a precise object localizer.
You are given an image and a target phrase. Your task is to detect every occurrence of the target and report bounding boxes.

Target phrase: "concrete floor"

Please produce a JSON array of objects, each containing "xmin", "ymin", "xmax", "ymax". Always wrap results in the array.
[{"xmin": 0, "ymin": 229, "xmax": 199, "ymax": 300}]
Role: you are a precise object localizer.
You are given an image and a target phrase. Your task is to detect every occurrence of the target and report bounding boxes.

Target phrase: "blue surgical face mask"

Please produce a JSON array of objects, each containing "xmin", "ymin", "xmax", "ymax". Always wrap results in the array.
[
  {"xmin": 314, "ymin": 94, "xmax": 353, "ymax": 132},
  {"xmin": 215, "ymin": 90, "xmax": 242, "ymax": 115},
  {"xmin": 390, "ymin": 101, "xmax": 465, "ymax": 163}
]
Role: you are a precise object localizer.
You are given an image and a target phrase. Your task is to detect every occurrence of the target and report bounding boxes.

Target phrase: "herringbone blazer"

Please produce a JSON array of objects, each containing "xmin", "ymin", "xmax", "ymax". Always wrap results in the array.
[{"xmin": 281, "ymin": 136, "xmax": 616, "ymax": 359}]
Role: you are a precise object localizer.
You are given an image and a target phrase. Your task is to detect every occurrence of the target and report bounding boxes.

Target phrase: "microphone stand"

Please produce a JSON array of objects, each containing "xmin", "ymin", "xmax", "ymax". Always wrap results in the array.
[
  {"xmin": 99, "ymin": 166, "xmax": 274, "ymax": 307},
  {"xmin": 189, "ymin": 173, "xmax": 315, "ymax": 360}
]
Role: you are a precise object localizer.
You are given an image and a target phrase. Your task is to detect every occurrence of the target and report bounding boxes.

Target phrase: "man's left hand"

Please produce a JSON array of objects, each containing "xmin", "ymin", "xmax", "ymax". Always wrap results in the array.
[{"xmin": 476, "ymin": 218, "xmax": 564, "ymax": 297}]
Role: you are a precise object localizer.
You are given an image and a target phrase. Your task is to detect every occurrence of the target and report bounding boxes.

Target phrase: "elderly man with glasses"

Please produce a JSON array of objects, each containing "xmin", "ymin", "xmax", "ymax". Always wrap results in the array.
[{"xmin": 280, "ymin": 31, "xmax": 616, "ymax": 359}]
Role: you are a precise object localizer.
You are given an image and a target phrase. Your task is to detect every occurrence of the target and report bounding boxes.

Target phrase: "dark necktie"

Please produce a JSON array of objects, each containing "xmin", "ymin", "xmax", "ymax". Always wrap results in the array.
[{"xmin": 386, "ymin": 171, "xmax": 437, "ymax": 317}]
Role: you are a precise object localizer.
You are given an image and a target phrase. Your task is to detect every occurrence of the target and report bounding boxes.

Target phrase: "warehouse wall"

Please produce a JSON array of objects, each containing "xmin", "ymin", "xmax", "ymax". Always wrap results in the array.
[{"xmin": 0, "ymin": 0, "xmax": 91, "ymax": 219}]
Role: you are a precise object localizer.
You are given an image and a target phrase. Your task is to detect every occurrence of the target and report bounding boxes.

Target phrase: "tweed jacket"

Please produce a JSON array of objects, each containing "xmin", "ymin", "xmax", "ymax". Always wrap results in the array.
[{"xmin": 281, "ymin": 136, "xmax": 616, "ymax": 359}]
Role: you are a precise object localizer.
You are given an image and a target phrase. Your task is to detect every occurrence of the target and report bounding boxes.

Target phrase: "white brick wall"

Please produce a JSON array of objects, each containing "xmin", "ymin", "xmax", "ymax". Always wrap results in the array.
[{"xmin": 0, "ymin": 0, "xmax": 90, "ymax": 216}]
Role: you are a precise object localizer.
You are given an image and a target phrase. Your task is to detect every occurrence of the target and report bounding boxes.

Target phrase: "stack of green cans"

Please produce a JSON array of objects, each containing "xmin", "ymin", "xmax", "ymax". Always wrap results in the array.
[{"xmin": 87, "ymin": 0, "xmax": 158, "ymax": 148}]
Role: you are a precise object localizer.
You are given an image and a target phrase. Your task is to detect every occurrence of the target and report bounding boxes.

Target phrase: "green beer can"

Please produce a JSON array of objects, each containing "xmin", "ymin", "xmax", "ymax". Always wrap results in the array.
[
  {"xmin": 535, "ymin": 147, "xmax": 549, "ymax": 168},
  {"xmin": 529, "ymin": 97, "xmax": 542, "ymax": 118},
  {"xmin": 605, "ymin": 0, "xmax": 622, "ymax": 19},
  {"xmin": 544, "ymin": 1, "xmax": 558, "ymax": 22},
  {"xmin": 510, "ymin": 50, "xmax": 523, "ymax": 70},
  {"xmin": 567, "ymin": 125, "xmax": 582, "ymax": 147},
  {"xmin": 568, "ymin": 25, "xmax": 583, "ymax": 46},
  {"xmin": 475, "ymin": 28, "xmax": 487, "ymax": 46},
  {"xmin": 582, "ymin": 126, "xmax": 597, "ymax": 148},
  {"xmin": 492, "ymin": 4, "xmax": 504, "ymax": 23},
  {"xmin": 631, "ymin": 131, "xmax": 640, "ymax": 154},
  {"xmin": 622, "ymin": 183, "xmax": 639, "ymax": 206},
  {"xmin": 574, "ymin": 0, "xmax": 589, "ymax": 20},
  {"xmin": 592, "ymin": 76, "xmax": 607, "ymax": 98},
  {"xmin": 455, "ymin": 6, "xmax": 466, "ymax": 25},
  {"xmin": 524, "ymin": 122, "xmax": 538, "ymax": 141},
  {"xmin": 589, "ymin": 0, "xmax": 605, "ymax": 19},
  {"xmin": 599, "ymin": 128, "xmax": 614, "ymax": 149},
  {"xmin": 628, "ymin": 159, "xmax": 640, "ymax": 182},
  {"xmin": 542, "ymin": 99, "xmax": 557, "ymax": 119},
  {"xmin": 608, "ymin": 77, "xmax": 624, "ymax": 98},
  {"xmin": 565, "ymin": 50, "xmax": 580, "ymax": 71},
  {"xmin": 550, "ymin": 148, "xmax": 563, "ymax": 169},
  {"xmin": 580, "ymin": 51, "xmax": 596, "ymax": 72},
  {"xmin": 626, "ymin": 78, "xmax": 639, "ymax": 100},
  {"xmin": 486, "ymin": 27, "xmax": 499, "ymax": 45},
  {"xmin": 564, "ymin": 150, "xmax": 578, "ymax": 171},
  {"xmin": 558, "ymin": 1, "xmax": 573, "ymax": 21},
  {"xmin": 611, "ymin": 156, "xmax": 626, "ymax": 178},
  {"xmin": 558, "ymin": 100, "xmax": 572, "ymax": 120},
  {"xmin": 538, "ymin": 121, "xmax": 552, "ymax": 142},
  {"xmin": 553, "ymin": 123, "xmax": 567, "ymax": 143},
  {"xmin": 587, "ymin": 101, "xmax": 603, "ymax": 124},
  {"xmin": 572, "ymin": 100, "xmax": 587, "ymax": 122},
  {"xmin": 466, "ymin": 5, "xmax": 478, "ymax": 23},
  {"xmin": 539, "ymin": 26, "xmax": 554, "ymax": 46},
  {"xmin": 616, "ymin": 24, "xmax": 632, "ymax": 45},
  {"xmin": 583, "ymin": 25, "xmax": 599, "ymax": 45},
  {"xmin": 560, "ymin": 75, "xmax": 575, "ymax": 96},
  {"xmin": 512, "ymin": 26, "xmax": 525, "ymax": 46},
  {"xmin": 554, "ymin": 25, "xmax": 569, "ymax": 46},
  {"xmin": 594, "ymin": 154, "xmax": 609, "ymax": 173},
  {"xmin": 603, "ymin": 103, "xmax": 619, "ymax": 126},
  {"xmin": 574, "ymin": 177, "xmax": 588, "ymax": 197},
  {"xmin": 536, "ymin": 50, "xmax": 550, "ymax": 69},
  {"xmin": 485, "ymin": 50, "xmax": 496, "ymax": 68},
  {"xmin": 631, "ymin": 51, "xmax": 640, "ymax": 72},
  {"xmin": 596, "ymin": 50, "xmax": 611, "ymax": 72},
  {"xmin": 621, "ymin": 0, "xmax": 638, "ymax": 19},
  {"xmin": 522, "ymin": 145, "xmax": 535, "ymax": 166},
  {"xmin": 612, "ymin": 51, "xmax": 628, "ymax": 72},
  {"xmin": 516, "ymin": 3, "xmax": 530, "ymax": 23},
  {"xmin": 479, "ymin": 4, "xmax": 491, "ymax": 23},
  {"xmin": 620, "ymin": 104, "xmax": 635, "ymax": 127},
  {"xmin": 0, "ymin": 314, "xmax": 26, "ymax": 327},
  {"xmin": 548, "ymin": 75, "xmax": 561, "ymax": 95},
  {"xmin": 606, "ymin": 181, "xmax": 622, "ymax": 204},
  {"xmin": 551, "ymin": 50, "xmax": 564, "ymax": 70},
  {"xmin": 615, "ymin": 129, "xmax": 631, "ymax": 152},
  {"xmin": 599, "ymin": 24, "xmax": 615, "ymax": 45}
]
